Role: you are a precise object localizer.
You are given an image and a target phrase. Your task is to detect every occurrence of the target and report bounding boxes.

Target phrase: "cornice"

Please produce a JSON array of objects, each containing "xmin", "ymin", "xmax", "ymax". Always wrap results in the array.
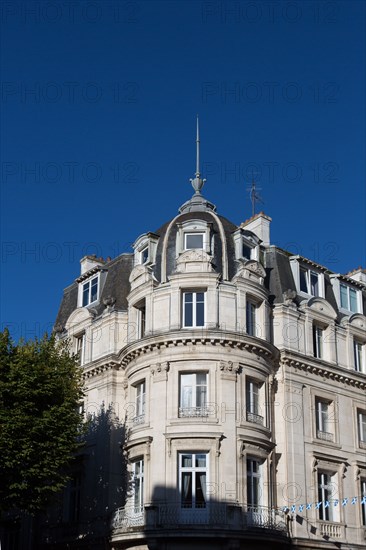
[
  {"xmin": 82, "ymin": 359, "xmax": 120, "ymax": 379},
  {"xmin": 281, "ymin": 351, "xmax": 366, "ymax": 390},
  {"xmin": 119, "ymin": 330, "xmax": 279, "ymax": 367}
]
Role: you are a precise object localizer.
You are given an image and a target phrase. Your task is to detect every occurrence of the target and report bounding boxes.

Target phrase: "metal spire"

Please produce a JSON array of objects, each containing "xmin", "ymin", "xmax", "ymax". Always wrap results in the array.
[{"xmin": 190, "ymin": 116, "xmax": 206, "ymax": 194}]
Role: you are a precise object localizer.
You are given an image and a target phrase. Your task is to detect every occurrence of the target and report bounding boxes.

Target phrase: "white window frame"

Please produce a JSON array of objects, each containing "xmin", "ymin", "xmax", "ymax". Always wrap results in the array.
[
  {"xmin": 340, "ymin": 283, "xmax": 359, "ymax": 313},
  {"xmin": 75, "ymin": 333, "xmax": 85, "ymax": 366},
  {"xmin": 290, "ymin": 258, "xmax": 325, "ymax": 298},
  {"xmin": 357, "ymin": 409, "xmax": 366, "ymax": 446},
  {"xmin": 361, "ymin": 478, "xmax": 366, "ymax": 526},
  {"xmin": 313, "ymin": 324, "xmax": 323, "ymax": 358},
  {"xmin": 246, "ymin": 380, "xmax": 264, "ymax": 425},
  {"xmin": 179, "ymin": 452, "xmax": 208, "ymax": 511},
  {"xmin": 81, "ymin": 274, "xmax": 99, "ymax": 307},
  {"xmin": 132, "ymin": 458, "xmax": 144, "ymax": 513},
  {"xmin": 246, "ymin": 300, "xmax": 257, "ymax": 337},
  {"xmin": 317, "ymin": 471, "xmax": 335, "ymax": 522},
  {"xmin": 179, "ymin": 373, "xmax": 208, "ymax": 417},
  {"xmin": 300, "ymin": 267, "xmax": 320, "ymax": 296},
  {"xmin": 354, "ymin": 340, "xmax": 365, "ymax": 373},
  {"xmin": 140, "ymin": 245, "xmax": 149, "ymax": 265},
  {"xmin": 246, "ymin": 458, "xmax": 262, "ymax": 507},
  {"xmin": 133, "ymin": 381, "xmax": 146, "ymax": 425},
  {"xmin": 184, "ymin": 232, "xmax": 205, "ymax": 250},
  {"xmin": 315, "ymin": 398, "xmax": 334, "ymax": 442},
  {"xmin": 182, "ymin": 291, "xmax": 205, "ymax": 328}
]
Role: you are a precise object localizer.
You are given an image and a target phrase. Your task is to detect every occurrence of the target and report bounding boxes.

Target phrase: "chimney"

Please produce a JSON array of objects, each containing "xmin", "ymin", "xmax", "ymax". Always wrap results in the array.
[
  {"xmin": 80, "ymin": 255, "xmax": 105, "ymax": 275},
  {"xmin": 240, "ymin": 212, "xmax": 272, "ymax": 246},
  {"xmin": 347, "ymin": 267, "xmax": 366, "ymax": 285}
]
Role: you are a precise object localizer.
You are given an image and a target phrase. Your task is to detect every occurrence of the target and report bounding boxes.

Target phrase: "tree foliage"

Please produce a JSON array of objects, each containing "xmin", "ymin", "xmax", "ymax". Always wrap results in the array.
[{"xmin": 0, "ymin": 329, "xmax": 84, "ymax": 514}]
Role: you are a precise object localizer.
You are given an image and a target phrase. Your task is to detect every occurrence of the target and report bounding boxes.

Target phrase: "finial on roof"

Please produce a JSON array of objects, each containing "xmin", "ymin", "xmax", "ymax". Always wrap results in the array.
[
  {"xmin": 247, "ymin": 173, "xmax": 264, "ymax": 217},
  {"xmin": 190, "ymin": 115, "xmax": 206, "ymax": 194}
]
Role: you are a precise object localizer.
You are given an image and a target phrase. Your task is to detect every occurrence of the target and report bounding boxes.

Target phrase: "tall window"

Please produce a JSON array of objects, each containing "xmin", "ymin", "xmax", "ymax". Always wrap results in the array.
[
  {"xmin": 246, "ymin": 380, "xmax": 263, "ymax": 425},
  {"xmin": 340, "ymin": 283, "xmax": 358, "ymax": 312},
  {"xmin": 82, "ymin": 276, "xmax": 98, "ymax": 306},
  {"xmin": 179, "ymin": 453, "xmax": 207, "ymax": 510},
  {"xmin": 134, "ymin": 381, "xmax": 146, "ymax": 425},
  {"xmin": 183, "ymin": 292, "xmax": 205, "ymax": 327},
  {"xmin": 317, "ymin": 472, "xmax": 334, "ymax": 521},
  {"xmin": 315, "ymin": 399, "xmax": 333, "ymax": 441},
  {"xmin": 137, "ymin": 302, "xmax": 146, "ymax": 338},
  {"xmin": 242, "ymin": 243, "xmax": 252, "ymax": 260},
  {"xmin": 354, "ymin": 341, "xmax": 365, "ymax": 373},
  {"xmin": 140, "ymin": 245, "xmax": 149, "ymax": 264},
  {"xmin": 75, "ymin": 334, "xmax": 85, "ymax": 366},
  {"xmin": 132, "ymin": 459, "xmax": 144, "ymax": 512},
  {"xmin": 185, "ymin": 233, "xmax": 204, "ymax": 250},
  {"xmin": 361, "ymin": 479, "xmax": 366, "ymax": 526},
  {"xmin": 313, "ymin": 324, "xmax": 323, "ymax": 359},
  {"xmin": 246, "ymin": 301, "xmax": 257, "ymax": 337},
  {"xmin": 358, "ymin": 410, "xmax": 366, "ymax": 447},
  {"xmin": 179, "ymin": 373, "xmax": 207, "ymax": 417},
  {"xmin": 300, "ymin": 267, "xmax": 319, "ymax": 296},
  {"xmin": 247, "ymin": 458, "xmax": 261, "ymax": 507}
]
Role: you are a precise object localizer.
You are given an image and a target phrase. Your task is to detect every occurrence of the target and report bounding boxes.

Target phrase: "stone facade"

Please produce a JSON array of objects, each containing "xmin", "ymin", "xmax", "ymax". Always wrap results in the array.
[{"xmin": 40, "ymin": 180, "xmax": 366, "ymax": 550}]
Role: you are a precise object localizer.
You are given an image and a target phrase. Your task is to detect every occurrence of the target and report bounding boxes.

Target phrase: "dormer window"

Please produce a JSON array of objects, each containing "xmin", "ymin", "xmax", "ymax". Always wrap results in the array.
[
  {"xmin": 290, "ymin": 258, "xmax": 325, "ymax": 298},
  {"xmin": 140, "ymin": 245, "xmax": 149, "ymax": 264},
  {"xmin": 185, "ymin": 233, "xmax": 204, "ymax": 250},
  {"xmin": 242, "ymin": 243, "xmax": 252, "ymax": 260},
  {"xmin": 300, "ymin": 267, "xmax": 319, "ymax": 296},
  {"xmin": 340, "ymin": 283, "xmax": 358, "ymax": 312},
  {"xmin": 82, "ymin": 276, "xmax": 99, "ymax": 306}
]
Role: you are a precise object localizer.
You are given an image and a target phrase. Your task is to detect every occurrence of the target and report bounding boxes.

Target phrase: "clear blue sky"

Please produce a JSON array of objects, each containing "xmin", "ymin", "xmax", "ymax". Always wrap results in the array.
[{"xmin": 1, "ymin": 0, "xmax": 365, "ymax": 340}]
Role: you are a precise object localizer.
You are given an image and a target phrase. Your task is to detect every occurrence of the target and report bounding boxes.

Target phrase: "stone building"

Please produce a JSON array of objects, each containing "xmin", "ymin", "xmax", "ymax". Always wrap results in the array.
[{"xmin": 44, "ymin": 128, "xmax": 366, "ymax": 550}]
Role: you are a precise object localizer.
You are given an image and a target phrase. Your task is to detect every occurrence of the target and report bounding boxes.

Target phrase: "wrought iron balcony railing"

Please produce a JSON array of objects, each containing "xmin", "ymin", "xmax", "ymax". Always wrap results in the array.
[
  {"xmin": 178, "ymin": 406, "xmax": 210, "ymax": 418},
  {"xmin": 112, "ymin": 503, "xmax": 288, "ymax": 535},
  {"xmin": 316, "ymin": 430, "xmax": 334, "ymax": 442},
  {"xmin": 246, "ymin": 411, "xmax": 264, "ymax": 425}
]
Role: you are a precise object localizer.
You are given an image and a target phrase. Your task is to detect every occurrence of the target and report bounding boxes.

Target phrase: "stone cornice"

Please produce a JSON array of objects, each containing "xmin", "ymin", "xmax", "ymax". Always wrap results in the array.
[
  {"xmin": 119, "ymin": 330, "xmax": 279, "ymax": 367},
  {"xmin": 82, "ymin": 358, "xmax": 120, "ymax": 379},
  {"xmin": 281, "ymin": 351, "xmax": 366, "ymax": 390}
]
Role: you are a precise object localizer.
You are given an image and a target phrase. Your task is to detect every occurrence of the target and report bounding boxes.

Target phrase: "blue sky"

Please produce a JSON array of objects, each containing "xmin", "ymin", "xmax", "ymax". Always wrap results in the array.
[{"xmin": 1, "ymin": 0, "xmax": 365, "ymax": 339}]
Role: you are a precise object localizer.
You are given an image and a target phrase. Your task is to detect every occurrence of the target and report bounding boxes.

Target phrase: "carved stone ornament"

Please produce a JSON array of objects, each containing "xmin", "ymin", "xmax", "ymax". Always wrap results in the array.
[
  {"xmin": 175, "ymin": 249, "xmax": 213, "ymax": 273},
  {"xmin": 103, "ymin": 295, "xmax": 116, "ymax": 308},
  {"xmin": 219, "ymin": 360, "xmax": 240, "ymax": 374},
  {"xmin": 282, "ymin": 289, "xmax": 297, "ymax": 305},
  {"xmin": 150, "ymin": 362, "xmax": 170, "ymax": 381},
  {"xmin": 244, "ymin": 260, "xmax": 266, "ymax": 278},
  {"xmin": 53, "ymin": 323, "xmax": 65, "ymax": 334},
  {"xmin": 129, "ymin": 264, "xmax": 148, "ymax": 282}
]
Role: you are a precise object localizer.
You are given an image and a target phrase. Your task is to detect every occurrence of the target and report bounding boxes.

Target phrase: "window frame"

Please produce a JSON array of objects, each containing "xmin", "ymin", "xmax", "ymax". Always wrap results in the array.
[
  {"xmin": 340, "ymin": 283, "xmax": 359, "ymax": 313},
  {"xmin": 179, "ymin": 372, "xmax": 208, "ymax": 417},
  {"xmin": 182, "ymin": 290, "xmax": 206, "ymax": 328},
  {"xmin": 246, "ymin": 300, "xmax": 257, "ymax": 337},
  {"xmin": 354, "ymin": 340, "xmax": 365, "ymax": 373},
  {"xmin": 131, "ymin": 458, "xmax": 144, "ymax": 513},
  {"xmin": 246, "ymin": 379, "xmax": 264, "ymax": 425},
  {"xmin": 317, "ymin": 471, "xmax": 335, "ymax": 522},
  {"xmin": 140, "ymin": 245, "xmax": 149, "ymax": 265},
  {"xmin": 361, "ymin": 478, "xmax": 366, "ymax": 526},
  {"xmin": 184, "ymin": 232, "xmax": 205, "ymax": 250},
  {"xmin": 315, "ymin": 398, "xmax": 334, "ymax": 442},
  {"xmin": 246, "ymin": 457, "xmax": 262, "ymax": 508},
  {"xmin": 179, "ymin": 452, "xmax": 208, "ymax": 511},
  {"xmin": 81, "ymin": 274, "xmax": 99, "ymax": 307},
  {"xmin": 133, "ymin": 381, "xmax": 146, "ymax": 425},
  {"xmin": 313, "ymin": 324, "xmax": 324, "ymax": 359},
  {"xmin": 357, "ymin": 409, "xmax": 366, "ymax": 447}
]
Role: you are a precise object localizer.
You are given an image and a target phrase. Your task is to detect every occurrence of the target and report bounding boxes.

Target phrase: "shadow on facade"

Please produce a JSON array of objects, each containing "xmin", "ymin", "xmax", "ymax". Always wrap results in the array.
[
  {"xmin": 111, "ymin": 484, "xmax": 291, "ymax": 550},
  {"xmin": 27, "ymin": 406, "xmax": 129, "ymax": 550}
]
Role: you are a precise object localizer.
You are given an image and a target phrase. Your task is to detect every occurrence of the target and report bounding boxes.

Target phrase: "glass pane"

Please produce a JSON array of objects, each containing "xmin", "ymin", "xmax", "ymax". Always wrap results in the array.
[
  {"xmin": 196, "ymin": 472, "xmax": 206, "ymax": 508},
  {"xmin": 350, "ymin": 288, "xmax": 357, "ymax": 312},
  {"xmin": 91, "ymin": 278, "xmax": 98, "ymax": 302},
  {"xmin": 141, "ymin": 247, "xmax": 148, "ymax": 263},
  {"xmin": 300, "ymin": 268, "xmax": 307, "ymax": 292},
  {"xmin": 310, "ymin": 272, "xmax": 318, "ymax": 296},
  {"xmin": 195, "ymin": 454, "xmax": 206, "ymax": 467},
  {"xmin": 181, "ymin": 454, "xmax": 193, "ymax": 468},
  {"xmin": 186, "ymin": 234, "xmax": 204, "ymax": 249},
  {"xmin": 184, "ymin": 302, "xmax": 193, "ymax": 326},
  {"xmin": 340, "ymin": 284, "xmax": 348, "ymax": 308},
  {"xmin": 196, "ymin": 301, "xmax": 205, "ymax": 326},
  {"xmin": 181, "ymin": 473, "xmax": 192, "ymax": 507},
  {"xmin": 82, "ymin": 283, "xmax": 89, "ymax": 306},
  {"xmin": 242, "ymin": 244, "xmax": 251, "ymax": 259}
]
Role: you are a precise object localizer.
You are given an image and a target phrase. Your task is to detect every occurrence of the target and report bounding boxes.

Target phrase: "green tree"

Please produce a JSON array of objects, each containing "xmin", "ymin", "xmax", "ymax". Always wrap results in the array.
[{"xmin": 0, "ymin": 329, "xmax": 84, "ymax": 514}]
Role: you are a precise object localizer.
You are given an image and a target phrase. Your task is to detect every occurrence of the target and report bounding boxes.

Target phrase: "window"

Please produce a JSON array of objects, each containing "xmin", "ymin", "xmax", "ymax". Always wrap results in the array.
[
  {"xmin": 361, "ymin": 479, "xmax": 366, "ymax": 526},
  {"xmin": 136, "ymin": 302, "xmax": 146, "ymax": 338},
  {"xmin": 315, "ymin": 399, "xmax": 333, "ymax": 442},
  {"xmin": 357, "ymin": 410, "xmax": 366, "ymax": 447},
  {"xmin": 247, "ymin": 458, "xmax": 262, "ymax": 507},
  {"xmin": 242, "ymin": 242, "xmax": 252, "ymax": 260},
  {"xmin": 179, "ymin": 373, "xmax": 207, "ymax": 417},
  {"xmin": 140, "ymin": 245, "xmax": 149, "ymax": 264},
  {"xmin": 179, "ymin": 453, "xmax": 207, "ymax": 511},
  {"xmin": 313, "ymin": 324, "xmax": 323, "ymax": 359},
  {"xmin": 246, "ymin": 380, "xmax": 263, "ymax": 425},
  {"xmin": 133, "ymin": 381, "xmax": 146, "ymax": 425},
  {"xmin": 63, "ymin": 472, "xmax": 81, "ymax": 523},
  {"xmin": 340, "ymin": 283, "xmax": 358, "ymax": 312},
  {"xmin": 300, "ymin": 267, "xmax": 319, "ymax": 296},
  {"xmin": 185, "ymin": 233, "xmax": 204, "ymax": 250},
  {"xmin": 183, "ymin": 291, "xmax": 205, "ymax": 327},
  {"xmin": 75, "ymin": 334, "xmax": 85, "ymax": 366},
  {"xmin": 317, "ymin": 472, "xmax": 334, "ymax": 521},
  {"xmin": 82, "ymin": 276, "xmax": 98, "ymax": 306},
  {"xmin": 354, "ymin": 340, "xmax": 365, "ymax": 373},
  {"xmin": 132, "ymin": 459, "xmax": 144, "ymax": 513},
  {"xmin": 246, "ymin": 301, "xmax": 257, "ymax": 337}
]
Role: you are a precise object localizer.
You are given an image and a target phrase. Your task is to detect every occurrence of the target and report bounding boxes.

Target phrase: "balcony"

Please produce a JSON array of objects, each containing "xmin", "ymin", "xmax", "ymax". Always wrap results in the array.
[
  {"xmin": 316, "ymin": 430, "xmax": 334, "ymax": 442},
  {"xmin": 112, "ymin": 503, "xmax": 288, "ymax": 536},
  {"xmin": 318, "ymin": 521, "xmax": 345, "ymax": 539},
  {"xmin": 178, "ymin": 406, "xmax": 210, "ymax": 418},
  {"xmin": 246, "ymin": 411, "xmax": 264, "ymax": 425},
  {"xmin": 132, "ymin": 414, "xmax": 145, "ymax": 426}
]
